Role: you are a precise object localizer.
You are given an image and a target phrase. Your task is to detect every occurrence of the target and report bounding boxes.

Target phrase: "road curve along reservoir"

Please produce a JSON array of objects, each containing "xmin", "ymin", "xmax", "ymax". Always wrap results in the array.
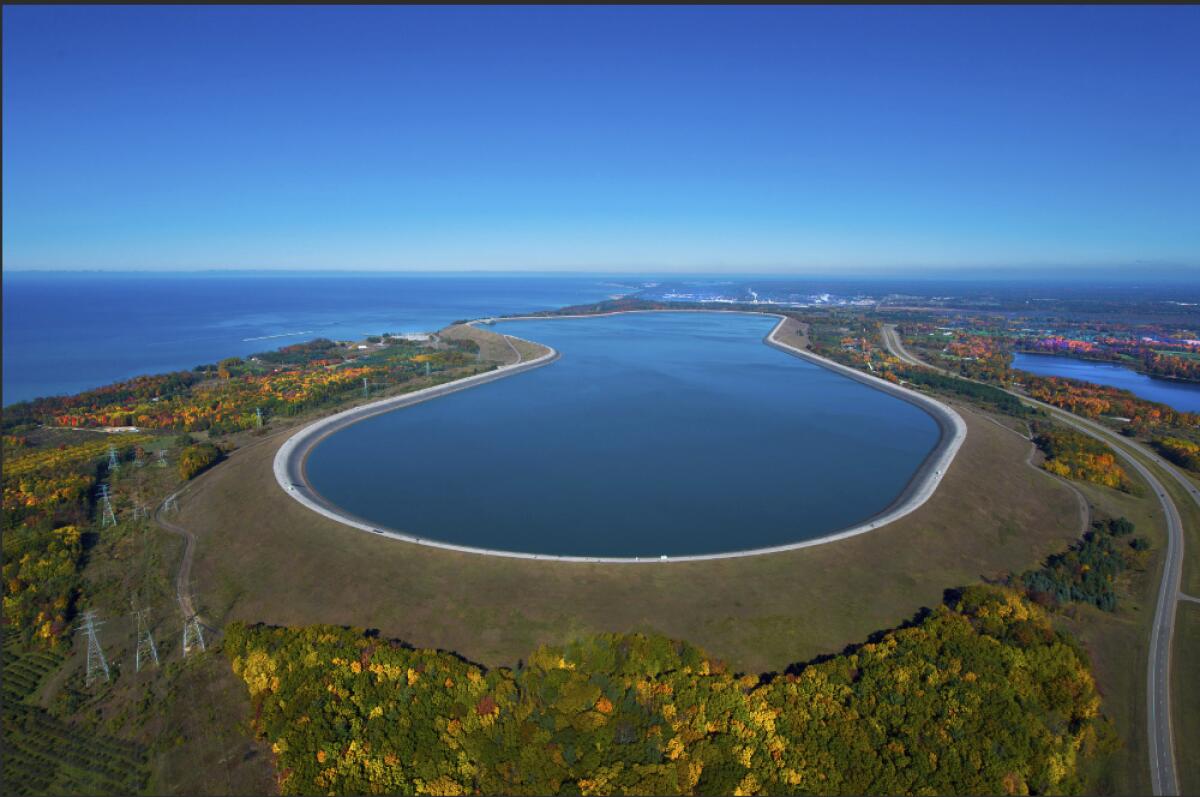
[{"xmin": 275, "ymin": 312, "xmax": 966, "ymax": 561}]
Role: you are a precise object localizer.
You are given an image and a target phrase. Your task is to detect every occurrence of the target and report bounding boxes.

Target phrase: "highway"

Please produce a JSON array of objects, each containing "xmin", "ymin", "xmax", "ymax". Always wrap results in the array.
[{"xmin": 882, "ymin": 324, "xmax": 1187, "ymax": 796}]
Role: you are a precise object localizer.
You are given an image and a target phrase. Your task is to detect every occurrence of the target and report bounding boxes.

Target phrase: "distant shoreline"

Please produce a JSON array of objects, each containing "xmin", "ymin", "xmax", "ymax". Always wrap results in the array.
[{"xmin": 273, "ymin": 309, "xmax": 967, "ymax": 563}]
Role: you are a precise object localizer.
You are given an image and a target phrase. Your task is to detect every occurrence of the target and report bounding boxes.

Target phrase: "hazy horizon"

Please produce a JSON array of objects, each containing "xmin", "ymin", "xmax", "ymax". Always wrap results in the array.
[{"xmin": 5, "ymin": 264, "xmax": 1199, "ymax": 283}]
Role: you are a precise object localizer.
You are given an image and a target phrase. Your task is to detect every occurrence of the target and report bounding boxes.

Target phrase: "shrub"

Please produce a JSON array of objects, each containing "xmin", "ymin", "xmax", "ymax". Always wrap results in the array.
[{"xmin": 178, "ymin": 443, "xmax": 221, "ymax": 481}]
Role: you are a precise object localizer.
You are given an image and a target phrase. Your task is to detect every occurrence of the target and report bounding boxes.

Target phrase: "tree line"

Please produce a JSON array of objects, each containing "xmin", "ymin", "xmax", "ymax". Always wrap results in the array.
[{"xmin": 226, "ymin": 586, "xmax": 1110, "ymax": 796}]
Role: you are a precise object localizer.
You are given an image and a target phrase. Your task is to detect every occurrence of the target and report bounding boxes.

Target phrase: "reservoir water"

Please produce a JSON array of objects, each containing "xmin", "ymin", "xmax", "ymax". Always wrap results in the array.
[
  {"xmin": 1012, "ymin": 352, "xmax": 1200, "ymax": 414},
  {"xmin": 304, "ymin": 313, "xmax": 942, "ymax": 557}
]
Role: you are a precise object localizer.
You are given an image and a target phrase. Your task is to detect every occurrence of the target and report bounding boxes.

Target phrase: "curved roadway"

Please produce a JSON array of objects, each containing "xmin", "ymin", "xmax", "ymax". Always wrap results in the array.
[
  {"xmin": 882, "ymin": 323, "xmax": 1186, "ymax": 796},
  {"xmin": 272, "ymin": 312, "xmax": 966, "ymax": 563}
]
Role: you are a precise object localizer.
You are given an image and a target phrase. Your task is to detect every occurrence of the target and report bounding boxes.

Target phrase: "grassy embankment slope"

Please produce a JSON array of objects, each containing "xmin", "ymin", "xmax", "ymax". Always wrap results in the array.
[{"xmin": 188, "ymin": 340, "xmax": 1082, "ymax": 676}]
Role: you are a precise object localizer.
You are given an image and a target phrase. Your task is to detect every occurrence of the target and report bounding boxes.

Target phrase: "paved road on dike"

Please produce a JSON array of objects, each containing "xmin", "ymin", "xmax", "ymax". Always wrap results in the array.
[{"xmin": 882, "ymin": 324, "xmax": 1187, "ymax": 796}]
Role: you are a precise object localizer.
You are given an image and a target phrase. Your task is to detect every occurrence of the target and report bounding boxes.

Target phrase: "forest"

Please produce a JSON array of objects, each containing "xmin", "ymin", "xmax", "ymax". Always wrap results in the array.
[
  {"xmin": 1152, "ymin": 436, "xmax": 1200, "ymax": 473},
  {"xmin": 1019, "ymin": 374, "xmax": 1197, "ymax": 433},
  {"xmin": 892, "ymin": 368, "xmax": 1029, "ymax": 417},
  {"xmin": 1032, "ymin": 421, "xmax": 1134, "ymax": 492},
  {"xmin": 1, "ymin": 336, "xmax": 485, "ymax": 437},
  {"xmin": 178, "ymin": 442, "xmax": 222, "ymax": 481},
  {"xmin": 2, "ymin": 435, "xmax": 150, "ymax": 645},
  {"xmin": 227, "ymin": 586, "xmax": 1109, "ymax": 796},
  {"xmin": 1015, "ymin": 518, "xmax": 1150, "ymax": 612},
  {"xmin": 898, "ymin": 325, "xmax": 1014, "ymax": 383}
]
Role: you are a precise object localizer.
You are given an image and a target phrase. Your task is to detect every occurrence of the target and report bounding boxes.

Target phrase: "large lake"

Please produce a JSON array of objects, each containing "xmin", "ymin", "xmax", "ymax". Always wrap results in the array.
[
  {"xmin": 1, "ymin": 272, "xmax": 621, "ymax": 404},
  {"xmin": 1013, "ymin": 352, "xmax": 1200, "ymax": 414},
  {"xmin": 304, "ymin": 313, "xmax": 942, "ymax": 557}
]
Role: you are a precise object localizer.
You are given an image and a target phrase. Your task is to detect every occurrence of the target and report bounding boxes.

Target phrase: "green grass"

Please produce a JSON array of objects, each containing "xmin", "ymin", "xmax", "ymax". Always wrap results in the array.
[
  {"xmin": 1175, "ymin": 602, "xmax": 1200, "ymax": 796},
  {"xmin": 1164, "ymin": 349, "xmax": 1200, "ymax": 362},
  {"xmin": 142, "ymin": 644, "xmax": 278, "ymax": 796},
  {"xmin": 439, "ymin": 323, "xmax": 522, "ymax": 364}
]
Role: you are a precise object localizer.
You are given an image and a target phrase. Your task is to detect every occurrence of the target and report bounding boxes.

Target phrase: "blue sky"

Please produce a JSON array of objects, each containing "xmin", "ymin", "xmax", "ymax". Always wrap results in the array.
[{"xmin": 3, "ymin": 5, "xmax": 1198, "ymax": 273}]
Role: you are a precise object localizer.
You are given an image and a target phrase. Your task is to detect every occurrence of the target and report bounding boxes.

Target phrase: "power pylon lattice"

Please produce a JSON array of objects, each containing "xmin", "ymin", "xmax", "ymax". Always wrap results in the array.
[
  {"xmin": 182, "ymin": 612, "xmax": 206, "ymax": 656},
  {"xmin": 108, "ymin": 443, "xmax": 120, "ymax": 472},
  {"xmin": 98, "ymin": 484, "xmax": 117, "ymax": 527},
  {"xmin": 363, "ymin": 377, "xmax": 370, "ymax": 398},
  {"xmin": 76, "ymin": 610, "xmax": 110, "ymax": 685},
  {"xmin": 163, "ymin": 493, "xmax": 179, "ymax": 514},
  {"xmin": 132, "ymin": 604, "xmax": 159, "ymax": 672},
  {"xmin": 256, "ymin": 407, "xmax": 264, "ymax": 428},
  {"xmin": 156, "ymin": 449, "xmax": 168, "ymax": 468}
]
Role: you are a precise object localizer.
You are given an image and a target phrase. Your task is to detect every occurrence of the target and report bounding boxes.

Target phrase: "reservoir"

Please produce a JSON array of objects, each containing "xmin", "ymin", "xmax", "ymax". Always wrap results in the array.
[
  {"xmin": 303, "ymin": 313, "xmax": 942, "ymax": 558},
  {"xmin": 1013, "ymin": 352, "xmax": 1200, "ymax": 414}
]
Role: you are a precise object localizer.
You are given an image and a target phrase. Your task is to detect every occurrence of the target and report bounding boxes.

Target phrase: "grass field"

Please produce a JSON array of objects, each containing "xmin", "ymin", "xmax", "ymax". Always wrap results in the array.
[
  {"xmin": 1055, "ymin": 477, "xmax": 1166, "ymax": 797},
  {"xmin": 438, "ymin": 323, "xmax": 521, "ymax": 364},
  {"xmin": 1095, "ymin": 433, "xmax": 1200, "ymax": 795},
  {"xmin": 186, "ymin": 398, "xmax": 1081, "ymax": 676},
  {"xmin": 1174, "ymin": 601, "xmax": 1200, "ymax": 795}
]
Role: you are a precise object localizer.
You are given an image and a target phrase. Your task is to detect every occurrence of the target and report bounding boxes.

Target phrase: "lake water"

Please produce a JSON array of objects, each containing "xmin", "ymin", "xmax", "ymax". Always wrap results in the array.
[
  {"xmin": 2, "ymin": 272, "xmax": 626, "ymax": 404},
  {"xmin": 1012, "ymin": 352, "xmax": 1200, "ymax": 413},
  {"xmin": 304, "ymin": 312, "xmax": 941, "ymax": 557}
]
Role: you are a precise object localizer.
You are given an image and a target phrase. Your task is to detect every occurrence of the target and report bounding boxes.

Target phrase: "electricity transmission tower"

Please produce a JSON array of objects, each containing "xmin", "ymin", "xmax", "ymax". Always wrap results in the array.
[
  {"xmin": 107, "ymin": 443, "xmax": 120, "ymax": 472},
  {"xmin": 98, "ymin": 484, "xmax": 117, "ymax": 527},
  {"xmin": 256, "ymin": 407, "xmax": 264, "ymax": 428},
  {"xmin": 76, "ymin": 611, "xmax": 110, "ymax": 685},
  {"xmin": 181, "ymin": 611, "xmax": 206, "ymax": 656},
  {"xmin": 132, "ymin": 604, "xmax": 159, "ymax": 672},
  {"xmin": 156, "ymin": 449, "xmax": 168, "ymax": 468},
  {"xmin": 163, "ymin": 493, "xmax": 179, "ymax": 514}
]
